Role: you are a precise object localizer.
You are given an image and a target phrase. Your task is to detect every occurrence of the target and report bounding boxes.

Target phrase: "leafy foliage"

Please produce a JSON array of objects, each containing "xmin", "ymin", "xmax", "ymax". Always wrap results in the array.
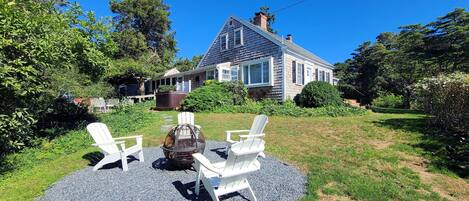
[
  {"xmin": 372, "ymin": 93, "xmax": 405, "ymax": 108},
  {"xmin": 413, "ymin": 73, "xmax": 468, "ymax": 135},
  {"xmin": 182, "ymin": 81, "xmax": 247, "ymax": 112},
  {"xmin": 334, "ymin": 8, "xmax": 468, "ymax": 106},
  {"xmin": 157, "ymin": 85, "xmax": 176, "ymax": 93},
  {"xmin": 110, "ymin": 0, "xmax": 176, "ymax": 64},
  {"xmin": 212, "ymin": 99, "xmax": 367, "ymax": 117},
  {"xmin": 250, "ymin": 6, "xmax": 276, "ymax": 34},
  {"xmin": 299, "ymin": 81, "xmax": 343, "ymax": 108},
  {"xmin": 172, "ymin": 55, "xmax": 203, "ymax": 72}
]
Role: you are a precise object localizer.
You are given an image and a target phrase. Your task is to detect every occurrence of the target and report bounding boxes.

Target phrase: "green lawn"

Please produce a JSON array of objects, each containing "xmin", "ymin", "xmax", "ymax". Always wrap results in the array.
[{"xmin": 0, "ymin": 101, "xmax": 467, "ymax": 200}]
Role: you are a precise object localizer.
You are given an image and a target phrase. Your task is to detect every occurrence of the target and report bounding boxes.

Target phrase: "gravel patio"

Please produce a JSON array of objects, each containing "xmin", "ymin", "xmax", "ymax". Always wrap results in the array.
[{"xmin": 38, "ymin": 141, "xmax": 306, "ymax": 201}]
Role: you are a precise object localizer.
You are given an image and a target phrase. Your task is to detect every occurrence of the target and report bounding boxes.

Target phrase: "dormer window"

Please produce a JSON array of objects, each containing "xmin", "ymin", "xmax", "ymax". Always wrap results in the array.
[
  {"xmin": 234, "ymin": 28, "xmax": 243, "ymax": 47},
  {"xmin": 220, "ymin": 33, "xmax": 228, "ymax": 51}
]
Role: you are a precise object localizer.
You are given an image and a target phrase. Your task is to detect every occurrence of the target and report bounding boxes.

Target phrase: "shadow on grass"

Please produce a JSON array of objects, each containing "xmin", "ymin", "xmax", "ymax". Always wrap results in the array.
[{"xmin": 374, "ymin": 117, "xmax": 468, "ymax": 178}]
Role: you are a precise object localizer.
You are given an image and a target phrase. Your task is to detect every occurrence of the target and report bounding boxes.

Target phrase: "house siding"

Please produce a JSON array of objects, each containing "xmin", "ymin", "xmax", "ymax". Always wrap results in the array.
[
  {"xmin": 198, "ymin": 18, "xmax": 284, "ymax": 101},
  {"xmin": 284, "ymin": 52, "xmax": 334, "ymax": 100}
]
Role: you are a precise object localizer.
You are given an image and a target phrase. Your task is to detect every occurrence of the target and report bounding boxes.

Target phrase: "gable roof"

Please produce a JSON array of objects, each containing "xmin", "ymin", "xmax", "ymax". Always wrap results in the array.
[
  {"xmin": 196, "ymin": 16, "xmax": 334, "ymax": 69},
  {"xmin": 231, "ymin": 16, "xmax": 334, "ymax": 68}
]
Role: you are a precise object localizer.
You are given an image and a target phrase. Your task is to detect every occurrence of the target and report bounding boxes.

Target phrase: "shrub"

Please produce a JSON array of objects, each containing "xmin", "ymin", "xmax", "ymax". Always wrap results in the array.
[
  {"xmin": 212, "ymin": 98, "xmax": 367, "ymax": 117},
  {"xmin": 158, "ymin": 85, "xmax": 176, "ymax": 93},
  {"xmin": 0, "ymin": 109, "xmax": 37, "ymax": 157},
  {"xmin": 413, "ymin": 73, "xmax": 468, "ymax": 135},
  {"xmin": 182, "ymin": 81, "xmax": 248, "ymax": 112},
  {"xmin": 372, "ymin": 94, "xmax": 405, "ymax": 108},
  {"xmin": 299, "ymin": 81, "xmax": 343, "ymax": 107}
]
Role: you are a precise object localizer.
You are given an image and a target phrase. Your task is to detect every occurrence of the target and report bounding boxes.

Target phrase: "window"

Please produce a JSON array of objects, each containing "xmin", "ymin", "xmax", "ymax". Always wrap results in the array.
[
  {"xmin": 156, "ymin": 80, "xmax": 160, "ymax": 87},
  {"xmin": 220, "ymin": 33, "xmax": 228, "ymax": 51},
  {"xmin": 326, "ymin": 72, "xmax": 330, "ymax": 83},
  {"xmin": 206, "ymin": 69, "xmax": 217, "ymax": 80},
  {"xmin": 195, "ymin": 76, "xmax": 200, "ymax": 82},
  {"xmin": 242, "ymin": 57, "xmax": 273, "ymax": 86},
  {"xmin": 161, "ymin": 79, "xmax": 165, "ymax": 85},
  {"xmin": 222, "ymin": 69, "xmax": 231, "ymax": 81},
  {"xmin": 231, "ymin": 66, "xmax": 238, "ymax": 80},
  {"xmin": 315, "ymin": 69, "xmax": 319, "ymax": 81},
  {"xmin": 172, "ymin": 78, "xmax": 176, "ymax": 85},
  {"xmin": 296, "ymin": 63, "xmax": 304, "ymax": 85},
  {"xmin": 166, "ymin": 78, "xmax": 170, "ymax": 85},
  {"xmin": 319, "ymin": 70, "xmax": 325, "ymax": 81},
  {"xmin": 234, "ymin": 28, "xmax": 243, "ymax": 47},
  {"xmin": 292, "ymin": 61, "xmax": 296, "ymax": 83},
  {"xmin": 177, "ymin": 77, "xmax": 183, "ymax": 83},
  {"xmin": 229, "ymin": 19, "xmax": 234, "ymax": 27},
  {"xmin": 292, "ymin": 61, "xmax": 304, "ymax": 85}
]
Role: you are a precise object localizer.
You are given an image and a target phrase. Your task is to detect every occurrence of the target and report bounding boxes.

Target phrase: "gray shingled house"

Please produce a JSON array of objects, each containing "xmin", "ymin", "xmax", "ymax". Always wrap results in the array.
[{"xmin": 154, "ymin": 12, "xmax": 335, "ymax": 101}]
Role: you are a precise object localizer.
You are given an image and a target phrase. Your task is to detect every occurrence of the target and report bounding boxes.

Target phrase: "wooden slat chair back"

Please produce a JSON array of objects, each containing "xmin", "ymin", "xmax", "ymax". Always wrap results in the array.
[
  {"xmin": 225, "ymin": 115, "xmax": 268, "ymax": 158},
  {"xmin": 86, "ymin": 122, "xmax": 144, "ymax": 171},
  {"xmin": 193, "ymin": 138, "xmax": 265, "ymax": 201},
  {"xmin": 87, "ymin": 123, "xmax": 118, "ymax": 154},
  {"xmin": 248, "ymin": 114, "xmax": 268, "ymax": 135},
  {"xmin": 178, "ymin": 112, "xmax": 201, "ymax": 139},
  {"xmin": 178, "ymin": 112, "xmax": 195, "ymax": 125}
]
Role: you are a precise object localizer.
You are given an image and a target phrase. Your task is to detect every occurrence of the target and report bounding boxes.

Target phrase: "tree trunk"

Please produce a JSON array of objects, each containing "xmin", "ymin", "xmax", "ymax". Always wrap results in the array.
[{"xmin": 138, "ymin": 78, "xmax": 145, "ymax": 95}]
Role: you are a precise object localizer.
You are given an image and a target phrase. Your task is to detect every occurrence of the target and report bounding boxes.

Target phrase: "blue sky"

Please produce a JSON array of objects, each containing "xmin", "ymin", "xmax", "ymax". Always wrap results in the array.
[{"xmin": 74, "ymin": 0, "xmax": 467, "ymax": 64}]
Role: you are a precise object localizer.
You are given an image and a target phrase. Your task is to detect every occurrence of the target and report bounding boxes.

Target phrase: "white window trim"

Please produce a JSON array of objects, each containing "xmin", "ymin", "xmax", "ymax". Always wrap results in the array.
[
  {"xmin": 241, "ymin": 57, "xmax": 274, "ymax": 88},
  {"xmin": 220, "ymin": 33, "xmax": 228, "ymax": 51},
  {"xmin": 295, "ymin": 62, "xmax": 304, "ymax": 86},
  {"xmin": 233, "ymin": 27, "xmax": 244, "ymax": 47},
  {"xmin": 230, "ymin": 65, "xmax": 239, "ymax": 81},
  {"xmin": 206, "ymin": 69, "xmax": 216, "ymax": 80}
]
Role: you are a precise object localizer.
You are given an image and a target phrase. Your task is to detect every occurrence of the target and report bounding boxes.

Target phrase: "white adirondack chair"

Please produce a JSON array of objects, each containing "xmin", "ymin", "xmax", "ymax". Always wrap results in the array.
[
  {"xmin": 86, "ymin": 122, "xmax": 144, "ymax": 171},
  {"xmin": 178, "ymin": 112, "xmax": 201, "ymax": 129},
  {"xmin": 225, "ymin": 115, "xmax": 268, "ymax": 157},
  {"xmin": 178, "ymin": 112, "xmax": 202, "ymax": 139},
  {"xmin": 193, "ymin": 138, "xmax": 265, "ymax": 201}
]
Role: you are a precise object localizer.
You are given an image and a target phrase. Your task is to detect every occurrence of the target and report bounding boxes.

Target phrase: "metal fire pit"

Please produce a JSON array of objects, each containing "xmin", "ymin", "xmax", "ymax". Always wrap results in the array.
[{"xmin": 161, "ymin": 124, "xmax": 205, "ymax": 168}]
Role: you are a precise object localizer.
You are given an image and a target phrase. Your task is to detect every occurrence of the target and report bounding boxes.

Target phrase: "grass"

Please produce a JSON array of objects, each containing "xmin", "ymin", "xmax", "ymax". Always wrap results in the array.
[{"xmin": 0, "ymin": 101, "xmax": 468, "ymax": 200}]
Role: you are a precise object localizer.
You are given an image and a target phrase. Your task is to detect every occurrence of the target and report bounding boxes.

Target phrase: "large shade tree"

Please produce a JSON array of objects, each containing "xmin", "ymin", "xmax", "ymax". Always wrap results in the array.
[{"xmin": 109, "ymin": 0, "xmax": 177, "ymax": 94}]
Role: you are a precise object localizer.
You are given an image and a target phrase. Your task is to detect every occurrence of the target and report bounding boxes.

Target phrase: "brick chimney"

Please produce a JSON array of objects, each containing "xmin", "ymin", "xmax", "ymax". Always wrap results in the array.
[
  {"xmin": 286, "ymin": 34, "xmax": 293, "ymax": 42},
  {"xmin": 253, "ymin": 12, "xmax": 268, "ymax": 31}
]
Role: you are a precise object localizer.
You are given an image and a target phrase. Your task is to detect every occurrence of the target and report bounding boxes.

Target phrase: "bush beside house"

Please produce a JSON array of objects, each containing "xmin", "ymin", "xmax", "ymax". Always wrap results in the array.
[
  {"xmin": 182, "ymin": 81, "xmax": 366, "ymax": 117},
  {"xmin": 298, "ymin": 81, "xmax": 343, "ymax": 108}
]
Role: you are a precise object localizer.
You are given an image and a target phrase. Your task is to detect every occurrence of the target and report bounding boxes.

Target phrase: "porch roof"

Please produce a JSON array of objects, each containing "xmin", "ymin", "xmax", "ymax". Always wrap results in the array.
[{"xmin": 155, "ymin": 64, "xmax": 217, "ymax": 79}]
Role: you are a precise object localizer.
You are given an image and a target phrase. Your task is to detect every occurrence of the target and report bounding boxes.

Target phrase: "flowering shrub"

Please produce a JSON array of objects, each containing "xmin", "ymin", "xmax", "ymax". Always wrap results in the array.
[{"xmin": 413, "ymin": 73, "xmax": 469, "ymax": 135}]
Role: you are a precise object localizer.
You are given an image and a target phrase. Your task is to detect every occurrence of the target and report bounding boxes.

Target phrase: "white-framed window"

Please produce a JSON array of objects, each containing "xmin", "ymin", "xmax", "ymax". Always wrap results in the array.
[
  {"xmin": 231, "ymin": 66, "xmax": 239, "ymax": 80},
  {"xmin": 241, "ymin": 57, "xmax": 273, "ymax": 87},
  {"xmin": 319, "ymin": 70, "xmax": 325, "ymax": 81},
  {"xmin": 221, "ymin": 69, "xmax": 231, "ymax": 81},
  {"xmin": 234, "ymin": 27, "xmax": 243, "ymax": 47},
  {"xmin": 326, "ymin": 72, "xmax": 331, "ymax": 83},
  {"xmin": 296, "ymin": 63, "xmax": 304, "ymax": 85},
  {"xmin": 206, "ymin": 69, "xmax": 217, "ymax": 80},
  {"xmin": 220, "ymin": 33, "xmax": 228, "ymax": 51}
]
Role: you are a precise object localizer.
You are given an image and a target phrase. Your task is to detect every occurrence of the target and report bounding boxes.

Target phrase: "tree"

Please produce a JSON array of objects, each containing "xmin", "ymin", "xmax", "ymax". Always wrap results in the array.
[
  {"xmin": 334, "ymin": 8, "xmax": 468, "ymax": 107},
  {"xmin": 110, "ymin": 0, "xmax": 177, "ymax": 64},
  {"xmin": 173, "ymin": 55, "xmax": 203, "ymax": 72},
  {"xmin": 0, "ymin": 0, "xmax": 114, "ymax": 154},
  {"xmin": 251, "ymin": 6, "xmax": 276, "ymax": 34}
]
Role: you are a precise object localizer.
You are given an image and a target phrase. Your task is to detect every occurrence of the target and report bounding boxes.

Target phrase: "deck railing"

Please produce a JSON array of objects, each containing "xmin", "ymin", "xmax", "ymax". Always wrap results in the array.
[{"xmin": 176, "ymin": 80, "xmax": 191, "ymax": 93}]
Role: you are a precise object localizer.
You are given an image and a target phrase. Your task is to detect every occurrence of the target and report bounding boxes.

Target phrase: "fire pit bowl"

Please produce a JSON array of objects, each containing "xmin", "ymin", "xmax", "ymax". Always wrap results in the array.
[{"xmin": 161, "ymin": 124, "xmax": 205, "ymax": 168}]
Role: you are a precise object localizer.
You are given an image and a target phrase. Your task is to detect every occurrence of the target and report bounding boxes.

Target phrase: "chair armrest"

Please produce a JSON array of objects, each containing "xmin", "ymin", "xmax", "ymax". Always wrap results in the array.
[
  {"xmin": 239, "ymin": 133, "xmax": 265, "ymax": 139},
  {"xmin": 195, "ymin": 125, "xmax": 202, "ymax": 129},
  {"xmin": 113, "ymin": 135, "xmax": 143, "ymax": 140},
  {"xmin": 114, "ymin": 135, "xmax": 143, "ymax": 147},
  {"xmin": 192, "ymin": 153, "xmax": 222, "ymax": 175},
  {"xmin": 225, "ymin": 130, "xmax": 250, "ymax": 142},
  {"xmin": 91, "ymin": 141, "xmax": 125, "ymax": 146}
]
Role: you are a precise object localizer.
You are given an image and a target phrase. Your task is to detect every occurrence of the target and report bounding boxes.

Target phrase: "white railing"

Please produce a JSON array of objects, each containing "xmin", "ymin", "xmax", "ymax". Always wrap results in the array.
[{"xmin": 176, "ymin": 80, "xmax": 191, "ymax": 93}]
